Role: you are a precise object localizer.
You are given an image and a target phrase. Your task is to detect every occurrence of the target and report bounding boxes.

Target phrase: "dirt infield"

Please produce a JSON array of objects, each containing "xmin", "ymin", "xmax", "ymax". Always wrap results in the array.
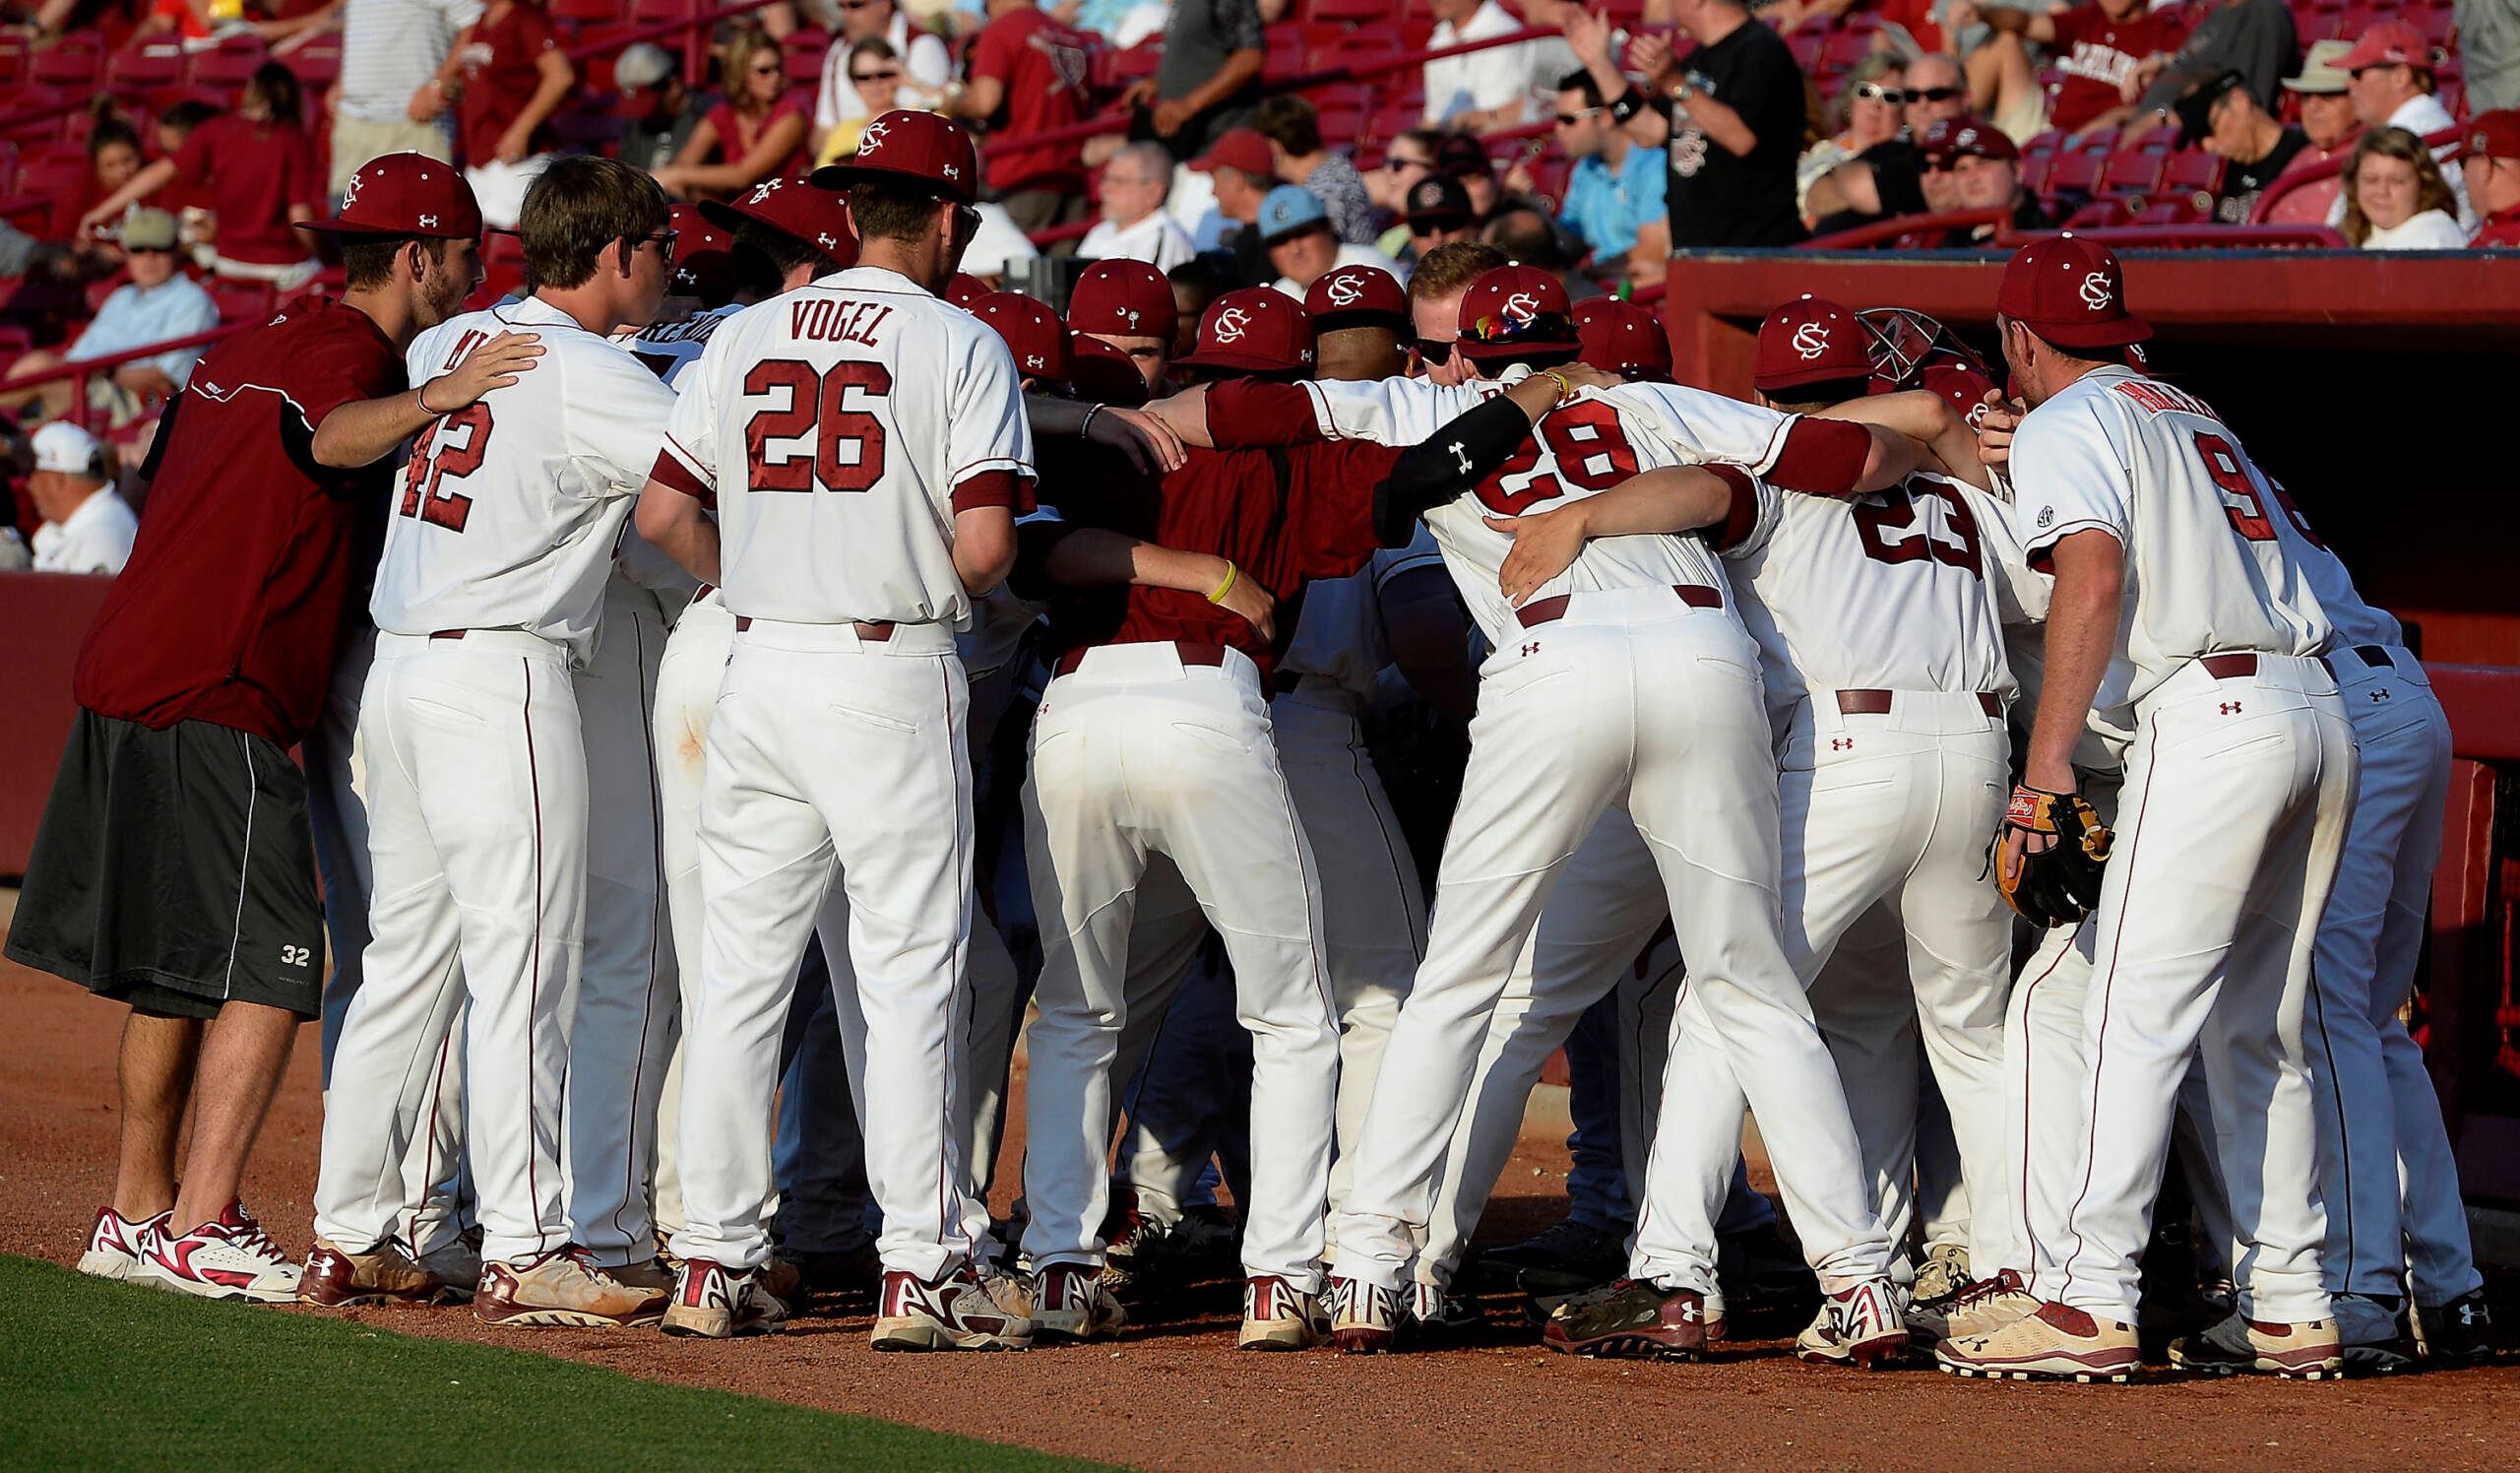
[{"xmin": 5, "ymin": 951, "xmax": 2518, "ymax": 1473}]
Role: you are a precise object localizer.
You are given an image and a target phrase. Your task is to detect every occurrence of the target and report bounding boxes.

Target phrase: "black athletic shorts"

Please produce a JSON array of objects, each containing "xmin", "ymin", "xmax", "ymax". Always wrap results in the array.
[{"xmin": 5, "ymin": 710, "xmax": 323, "ymax": 1020}]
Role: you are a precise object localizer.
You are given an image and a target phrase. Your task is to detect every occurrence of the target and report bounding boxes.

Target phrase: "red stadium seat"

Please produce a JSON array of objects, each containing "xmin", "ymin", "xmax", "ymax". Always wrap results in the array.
[
  {"xmin": 2099, "ymin": 148, "xmax": 2166, "ymax": 197},
  {"xmin": 2162, "ymin": 150, "xmax": 2225, "ymax": 198},
  {"xmin": 2045, "ymin": 148, "xmax": 2105, "ymax": 197},
  {"xmin": 785, "ymin": 32, "xmax": 827, "ymax": 85},
  {"xmin": 1821, "ymin": 31, "xmax": 1875, "ymax": 70},
  {"xmin": 285, "ymin": 36, "xmax": 343, "ymax": 91},
  {"xmin": 105, "ymin": 45, "xmax": 186, "ymax": 104},
  {"xmin": 211, "ymin": 280, "xmax": 276, "ymax": 323},
  {"xmin": 2259, "ymin": 170, "xmax": 2343, "ymax": 224},
  {"xmin": 549, "ymin": 0, "xmax": 623, "ymax": 17},
  {"xmin": 0, "ymin": 33, "xmax": 29, "ymax": 88},
  {"xmin": 2063, "ymin": 197, "xmax": 2134, "ymax": 228},
  {"xmin": 29, "ymin": 34, "xmax": 103, "ymax": 89},
  {"xmin": 1309, "ymin": 0, "xmax": 1386, "ymax": 17},
  {"xmin": 188, "ymin": 43, "xmax": 268, "ymax": 92}
]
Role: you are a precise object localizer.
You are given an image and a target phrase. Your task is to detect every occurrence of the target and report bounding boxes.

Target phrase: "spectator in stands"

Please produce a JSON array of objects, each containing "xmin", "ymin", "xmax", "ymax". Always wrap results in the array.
[
  {"xmin": 616, "ymin": 43, "xmax": 713, "ymax": 175},
  {"xmin": 1259, "ymin": 96, "xmax": 1375, "ymax": 245},
  {"xmin": 2465, "ymin": 109, "xmax": 2520, "ymax": 245},
  {"xmin": 815, "ymin": 39, "xmax": 903, "ymax": 164},
  {"xmin": 1121, "ymin": 0, "xmax": 1266, "ymax": 160},
  {"xmin": 1188, "ymin": 127, "xmax": 1278, "ymax": 286},
  {"xmin": 1068, "ymin": 0, "xmax": 1171, "ymax": 50},
  {"xmin": 2343, "ymin": 125, "xmax": 2470, "ymax": 248},
  {"xmin": 26, "ymin": 422, "xmax": 137, "ymax": 576},
  {"xmin": 1404, "ymin": 238, "xmax": 1509, "ymax": 386},
  {"xmin": 1261, "ymin": 186, "xmax": 1401, "ymax": 300},
  {"xmin": 655, "ymin": 31, "xmax": 811, "ymax": 200},
  {"xmin": 1797, "ymin": 57, "xmax": 1904, "ymax": 224},
  {"xmin": 1167, "ymin": 255, "xmax": 1237, "ymax": 361},
  {"xmin": 332, "ymin": 0, "xmax": 476, "ymax": 199},
  {"xmin": 1566, "ymin": 0, "xmax": 1807, "ymax": 247},
  {"xmin": 1432, "ymin": 131, "xmax": 1508, "ymax": 221},
  {"xmin": 2283, "ymin": 38, "xmax": 2364, "ymax": 170},
  {"xmin": 1917, "ymin": 118, "xmax": 2052, "ymax": 245},
  {"xmin": 1509, "ymin": 69, "xmax": 1669, "ymax": 286},
  {"xmin": 0, "ymin": 210, "xmax": 218, "ymax": 425},
  {"xmin": 79, "ymin": 65, "xmax": 323, "ymax": 291},
  {"xmin": 1985, "ymin": 0, "xmax": 2189, "ymax": 140},
  {"xmin": 1370, "ymin": 129, "xmax": 1443, "ymax": 257},
  {"xmin": 2179, "ymin": 69, "xmax": 2307, "ymax": 224},
  {"xmin": 813, "ymin": 0, "xmax": 952, "ymax": 159},
  {"xmin": 418, "ymin": 0, "xmax": 575, "ymax": 229},
  {"xmin": 1398, "ymin": 174, "xmax": 1481, "ymax": 267},
  {"xmin": 2125, "ymin": 0, "xmax": 2299, "ymax": 145},
  {"xmin": 2465, "ymin": 0, "xmax": 2520, "ymax": 114},
  {"xmin": 1424, "ymin": 0, "xmax": 1537, "ymax": 132},
  {"xmin": 1081, "ymin": 141, "xmax": 1198, "ymax": 269},
  {"xmin": 950, "ymin": 0, "xmax": 1096, "ymax": 239},
  {"xmin": 1802, "ymin": 51, "xmax": 1975, "ymax": 230},
  {"xmin": 73, "ymin": 119, "xmax": 148, "ymax": 232},
  {"xmin": 1482, "ymin": 206, "xmax": 1602, "ymax": 298},
  {"xmin": 2337, "ymin": 20, "xmax": 2475, "ymax": 228}
]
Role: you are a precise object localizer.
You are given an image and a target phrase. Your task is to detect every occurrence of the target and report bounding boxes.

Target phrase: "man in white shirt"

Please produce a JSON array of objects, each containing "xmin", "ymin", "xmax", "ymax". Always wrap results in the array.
[
  {"xmin": 332, "ymin": 0, "xmax": 484, "ymax": 197},
  {"xmin": 0, "ymin": 209, "xmax": 217, "ymax": 425},
  {"xmin": 1258, "ymin": 186, "xmax": 1401, "ymax": 300},
  {"xmin": 26, "ymin": 422, "xmax": 138, "ymax": 575},
  {"xmin": 1424, "ymin": 0, "xmax": 1536, "ymax": 131},
  {"xmin": 812, "ymin": 0, "xmax": 953, "ymax": 155},
  {"xmin": 2332, "ymin": 21, "xmax": 2476, "ymax": 228},
  {"xmin": 1079, "ymin": 142, "xmax": 1197, "ymax": 270}
]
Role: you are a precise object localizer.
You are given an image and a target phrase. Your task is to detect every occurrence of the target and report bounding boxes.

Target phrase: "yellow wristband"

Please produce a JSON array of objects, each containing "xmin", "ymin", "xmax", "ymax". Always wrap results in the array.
[
  {"xmin": 1543, "ymin": 369, "xmax": 1575, "ymax": 405},
  {"xmin": 1206, "ymin": 560, "xmax": 1238, "ymax": 605}
]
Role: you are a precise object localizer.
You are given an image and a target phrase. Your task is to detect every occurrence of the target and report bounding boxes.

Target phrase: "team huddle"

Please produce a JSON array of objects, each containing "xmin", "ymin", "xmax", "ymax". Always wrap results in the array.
[{"xmin": 14, "ymin": 107, "xmax": 2497, "ymax": 1382}]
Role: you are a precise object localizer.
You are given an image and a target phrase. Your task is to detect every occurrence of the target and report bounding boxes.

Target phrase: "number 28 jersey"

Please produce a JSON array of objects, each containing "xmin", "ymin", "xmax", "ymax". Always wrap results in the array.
[
  {"xmin": 2010, "ymin": 366, "xmax": 2331, "ymax": 729},
  {"xmin": 653, "ymin": 265, "xmax": 1035, "ymax": 630},
  {"xmin": 1298, "ymin": 370, "xmax": 1809, "ymax": 653}
]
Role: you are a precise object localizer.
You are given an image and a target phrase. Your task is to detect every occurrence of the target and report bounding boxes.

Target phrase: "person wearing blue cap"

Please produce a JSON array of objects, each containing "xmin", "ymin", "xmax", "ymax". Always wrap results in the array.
[{"xmin": 1257, "ymin": 184, "xmax": 1401, "ymax": 302}]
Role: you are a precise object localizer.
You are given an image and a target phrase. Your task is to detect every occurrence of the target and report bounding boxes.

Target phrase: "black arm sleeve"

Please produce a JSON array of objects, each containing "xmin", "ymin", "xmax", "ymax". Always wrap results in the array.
[
  {"xmin": 1369, "ymin": 391, "xmax": 1542, "ymax": 548},
  {"xmin": 1008, "ymin": 519, "xmax": 1079, "ymax": 604},
  {"xmin": 138, "ymin": 387, "xmax": 184, "ymax": 486}
]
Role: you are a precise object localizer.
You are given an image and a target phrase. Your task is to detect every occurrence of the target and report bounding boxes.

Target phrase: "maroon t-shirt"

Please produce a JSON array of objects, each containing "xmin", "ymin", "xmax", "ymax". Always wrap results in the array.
[
  {"xmin": 458, "ymin": 0, "xmax": 564, "ymax": 166},
  {"xmin": 75, "ymin": 296, "xmax": 408, "ymax": 746},
  {"xmin": 702, "ymin": 93, "xmax": 813, "ymax": 180},
  {"xmin": 173, "ymin": 115, "xmax": 319, "ymax": 265},
  {"xmin": 1023, "ymin": 381, "xmax": 1398, "ymax": 678},
  {"xmin": 969, "ymin": 6, "xmax": 1092, "ymax": 195},
  {"xmin": 2047, "ymin": 6, "xmax": 2186, "ymax": 134}
]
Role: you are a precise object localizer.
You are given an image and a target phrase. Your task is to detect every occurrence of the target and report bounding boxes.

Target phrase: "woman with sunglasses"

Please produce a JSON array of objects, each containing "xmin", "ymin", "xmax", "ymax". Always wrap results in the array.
[
  {"xmin": 79, "ymin": 65, "xmax": 325, "ymax": 292},
  {"xmin": 1797, "ymin": 56, "xmax": 1906, "ymax": 226},
  {"xmin": 655, "ymin": 31, "xmax": 812, "ymax": 202},
  {"xmin": 813, "ymin": 38, "xmax": 921, "ymax": 167}
]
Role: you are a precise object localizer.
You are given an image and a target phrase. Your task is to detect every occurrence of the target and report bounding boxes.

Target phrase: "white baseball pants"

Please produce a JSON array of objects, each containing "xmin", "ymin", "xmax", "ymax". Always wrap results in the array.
[
  {"xmin": 315, "ymin": 630, "xmax": 587, "ymax": 1266},
  {"xmin": 668, "ymin": 618, "xmax": 981, "ymax": 1280},
  {"xmin": 563, "ymin": 571, "xmax": 679, "ymax": 1267},
  {"xmin": 2304, "ymin": 647, "xmax": 2480, "ymax": 1307},
  {"xmin": 1332, "ymin": 588, "xmax": 1893, "ymax": 1295},
  {"xmin": 2035, "ymin": 654, "xmax": 2355, "ymax": 1323},
  {"xmin": 1020, "ymin": 643, "xmax": 1341, "ymax": 1291}
]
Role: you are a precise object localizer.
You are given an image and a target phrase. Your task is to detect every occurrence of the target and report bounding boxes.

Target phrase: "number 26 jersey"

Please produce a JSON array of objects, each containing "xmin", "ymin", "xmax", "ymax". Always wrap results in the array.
[{"xmin": 653, "ymin": 265, "xmax": 1036, "ymax": 630}]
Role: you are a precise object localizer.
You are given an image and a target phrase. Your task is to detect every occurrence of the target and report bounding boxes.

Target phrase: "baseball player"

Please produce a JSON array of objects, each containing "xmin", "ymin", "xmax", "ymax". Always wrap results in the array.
[
  {"xmin": 1153, "ymin": 266, "xmax": 1921, "ymax": 1359},
  {"xmin": 310, "ymin": 157, "xmax": 680, "ymax": 1328},
  {"xmin": 1306, "ymin": 263, "xmax": 1415, "ymax": 383},
  {"xmin": 637, "ymin": 111, "xmax": 1034, "ymax": 1349},
  {"xmin": 1938, "ymin": 237, "xmax": 2356, "ymax": 1383},
  {"xmin": 23, "ymin": 155, "xmax": 519, "ymax": 1305},
  {"xmin": 1485, "ymin": 297, "xmax": 2024, "ymax": 1364},
  {"xmin": 1067, "ymin": 258, "xmax": 1177, "ymax": 395},
  {"xmin": 1017, "ymin": 287, "xmax": 1579, "ymax": 1350}
]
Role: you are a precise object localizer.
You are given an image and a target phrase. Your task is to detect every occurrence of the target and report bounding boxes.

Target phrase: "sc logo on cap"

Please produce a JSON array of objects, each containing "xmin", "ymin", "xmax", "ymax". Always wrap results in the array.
[
  {"xmin": 1323, "ymin": 273, "xmax": 1364, "ymax": 307},
  {"xmin": 2079, "ymin": 271, "xmax": 2114, "ymax": 311},
  {"xmin": 1792, "ymin": 322, "xmax": 1830, "ymax": 359},
  {"xmin": 1502, "ymin": 291, "xmax": 1541, "ymax": 326},
  {"xmin": 859, "ymin": 120, "xmax": 891, "ymax": 155},
  {"xmin": 1212, "ymin": 306, "xmax": 1252, "ymax": 343}
]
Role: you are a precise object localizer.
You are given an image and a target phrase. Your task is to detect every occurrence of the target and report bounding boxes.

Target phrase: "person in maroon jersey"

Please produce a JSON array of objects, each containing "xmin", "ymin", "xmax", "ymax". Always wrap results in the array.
[
  {"xmin": 4, "ymin": 155, "xmax": 540, "ymax": 1306},
  {"xmin": 421, "ymin": 0, "xmax": 578, "ymax": 228},
  {"xmin": 1986, "ymin": 0, "xmax": 2189, "ymax": 139},
  {"xmin": 946, "ymin": 0, "xmax": 1094, "ymax": 239}
]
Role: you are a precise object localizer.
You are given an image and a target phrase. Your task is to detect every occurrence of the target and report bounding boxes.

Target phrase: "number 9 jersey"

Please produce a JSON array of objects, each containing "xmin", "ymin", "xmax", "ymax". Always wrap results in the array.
[
  {"xmin": 2008, "ymin": 365, "xmax": 2332, "ymax": 731},
  {"xmin": 651, "ymin": 266, "xmax": 1036, "ymax": 629}
]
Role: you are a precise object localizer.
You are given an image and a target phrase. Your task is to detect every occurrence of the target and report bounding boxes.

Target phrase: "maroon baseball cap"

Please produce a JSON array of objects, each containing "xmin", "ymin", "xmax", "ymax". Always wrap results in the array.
[
  {"xmin": 1063, "ymin": 331, "xmax": 1151, "ymax": 408},
  {"xmin": 2465, "ymin": 107, "xmax": 2520, "ymax": 160},
  {"xmin": 1189, "ymin": 127, "xmax": 1273, "ymax": 177},
  {"xmin": 2335, "ymin": 20, "xmax": 2431, "ymax": 74},
  {"xmin": 945, "ymin": 273, "xmax": 989, "ymax": 308},
  {"xmin": 1305, "ymin": 263, "xmax": 1409, "ymax": 334},
  {"xmin": 1575, "ymin": 298, "xmax": 1672, "ymax": 380},
  {"xmin": 300, "ymin": 153, "xmax": 482, "ymax": 239},
  {"xmin": 1434, "ymin": 131, "xmax": 1493, "ymax": 179},
  {"xmin": 1175, "ymin": 288, "xmax": 1317, "ymax": 373},
  {"xmin": 1067, "ymin": 258, "xmax": 1177, "ymax": 339},
  {"xmin": 811, "ymin": 109, "xmax": 979, "ymax": 206},
  {"xmin": 1455, "ymin": 265, "xmax": 1577, "ymax": 362},
  {"xmin": 668, "ymin": 203, "xmax": 737, "ymax": 305},
  {"xmin": 1754, "ymin": 294, "xmax": 1871, "ymax": 392},
  {"xmin": 973, "ymin": 291, "xmax": 1067, "ymax": 382},
  {"xmin": 1920, "ymin": 119, "xmax": 2019, "ymax": 164},
  {"xmin": 1909, "ymin": 361, "xmax": 2004, "ymax": 428},
  {"xmin": 1996, "ymin": 233, "xmax": 2152, "ymax": 350},
  {"xmin": 699, "ymin": 176, "xmax": 859, "ymax": 267}
]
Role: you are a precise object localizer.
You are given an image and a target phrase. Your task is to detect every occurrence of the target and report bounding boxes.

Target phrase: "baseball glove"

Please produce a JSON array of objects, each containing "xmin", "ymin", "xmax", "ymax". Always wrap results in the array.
[{"xmin": 1991, "ymin": 785, "xmax": 2112, "ymax": 929}]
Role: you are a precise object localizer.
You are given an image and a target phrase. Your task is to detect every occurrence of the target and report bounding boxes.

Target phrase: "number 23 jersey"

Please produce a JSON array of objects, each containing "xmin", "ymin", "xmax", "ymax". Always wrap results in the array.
[{"xmin": 653, "ymin": 265, "xmax": 1036, "ymax": 629}]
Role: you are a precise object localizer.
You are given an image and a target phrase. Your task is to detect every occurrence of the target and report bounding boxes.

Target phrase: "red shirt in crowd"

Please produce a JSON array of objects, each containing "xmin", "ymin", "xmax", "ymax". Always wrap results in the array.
[
  {"xmin": 702, "ymin": 93, "xmax": 813, "ymax": 179},
  {"xmin": 1022, "ymin": 381, "xmax": 1398, "ymax": 678},
  {"xmin": 75, "ymin": 296, "xmax": 407, "ymax": 747},
  {"xmin": 173, "ymin": 114, "xmax": 320, "ymax": 264},
  {"xmin": 969, "ymin": 5, "xmax": 1093, "ymax": 195},
  {"xmin": 2475, "ymin": 205, "xmax": 2520, "ymax": 247},
  {"xmin": 458, "ymin": 0, "xmax": 564, "ymax": 166},
  {"xmin": 2047, "ymin": 5, "xmax": 2187, "ymax": 134}
]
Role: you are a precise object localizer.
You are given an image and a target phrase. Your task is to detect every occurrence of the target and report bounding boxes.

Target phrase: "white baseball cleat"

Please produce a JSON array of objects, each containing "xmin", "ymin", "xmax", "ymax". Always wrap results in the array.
[
  {"xmin": 1239, "ymin": 1275, "xmax": 1330, "ymax": 1351},
  {"xmin": 472, "ymin": 1248, "xmax": 669, "ymax": 1328},
  {"xmin": 870, "ymin": 1262, "xmax": 1034, "ymax": 1351},
  {"xmin": 660, "ymin": 1258, "xmax": 789, "ymax": 1338},
  {"xmin": 77, "ymin": 1205, "xmax": 168, "ymax": 1282},
  {"xmin": 1031, "ymin": 1261, "xmax": 1126, "ymax": 1344},
  {"xmin": 1795, "ymin": 1277, "xmax": 1910, "ymax": 1369},
  {"xmin": 128, "ymin": 1200, "xmax": 301, "ymax": 1304},
  {"xmin": 1327, "ymin": 1274, "xmax": 1406, "ymax": 1354}
]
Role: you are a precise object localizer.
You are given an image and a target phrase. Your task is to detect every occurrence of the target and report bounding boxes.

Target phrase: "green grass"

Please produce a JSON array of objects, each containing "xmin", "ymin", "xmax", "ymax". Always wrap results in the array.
[{"xmin": 0, "ymin": 1255, "xmax": 1122, "ymax": 1473}]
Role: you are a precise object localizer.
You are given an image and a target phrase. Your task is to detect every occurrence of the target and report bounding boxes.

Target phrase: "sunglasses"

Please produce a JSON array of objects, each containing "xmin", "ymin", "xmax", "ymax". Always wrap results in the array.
[
  {"xmin": 125, "ymin": 242, "xmax": 175, "ymax": 255},
  {"xmin": 750, "ymin": 63, "xmax": 784, "ymax": 75},
  {"xmin": 1413, "ymin": 337, "xmax": 1455, "ymax": 365},
  {"xmin": 1908, "ymin": 86, "xmax": 1964, "ymax": 103},
  {"xmin": 851, "ymin": 68, "xmax": 900, "ymax": 83},
  {"xmin": 1462, "ymin": 308, "xmax": 1574, "ymax": 346},
  {"xmin": 838, "ymin": 0, "xmax": 876, "ymax": 9},
  {"xmin": 1855, "ymin": 83, "xmax": 1907, "ymax": 104},
  {"xmin": 1383, "ymin": 155, "xmax": 1431, "ymax": 172},
  {"xmin": 1554, "ymin": 107, "xmax": 1604, "ymax": 125},
  {"xmin": 629, "ymin": 228, "xmax": 679, "ymax": 264},
  {"xmin": 1408, "ymin": 218, "xmax": 1466, "ymax": 237}
]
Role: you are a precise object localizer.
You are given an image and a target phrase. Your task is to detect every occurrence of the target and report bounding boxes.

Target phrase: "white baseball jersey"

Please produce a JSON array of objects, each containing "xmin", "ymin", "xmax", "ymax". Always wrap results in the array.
[
  {"xmin": 2009, "ymin": 366, "xmax": 2332, "ymax": 730},
  {"xmin": 373, "ymin": 296, "xmax": 674, "ymax": 659},
  {"xmin": 1277, "ymin": 526, "xmax": 1444, "ymax": 702},
  {"xmin": 1299, "ymin": 373, "xmax": 1800, "ymax": 652},
  {"xmin": 615, "ymin": 302, "xmax": 741, "ymax": 386},
  {"xmin": 2257, "ymin": 479, "xmax": 2403, "ymax": 651},
  {"xmin": 657, "ymin": 265, "xmax": 1033, "ymax": 628},
  {"xmin": 1723, "ymin": 469, "xmax": 2019, "ymax": 740}
]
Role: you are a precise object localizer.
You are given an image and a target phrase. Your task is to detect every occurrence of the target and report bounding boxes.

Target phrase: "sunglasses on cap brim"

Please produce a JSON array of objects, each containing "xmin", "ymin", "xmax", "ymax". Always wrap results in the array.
[{"xmin": 1461, "ymin": 309, "xmax": 1576, "ymax": 347}]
